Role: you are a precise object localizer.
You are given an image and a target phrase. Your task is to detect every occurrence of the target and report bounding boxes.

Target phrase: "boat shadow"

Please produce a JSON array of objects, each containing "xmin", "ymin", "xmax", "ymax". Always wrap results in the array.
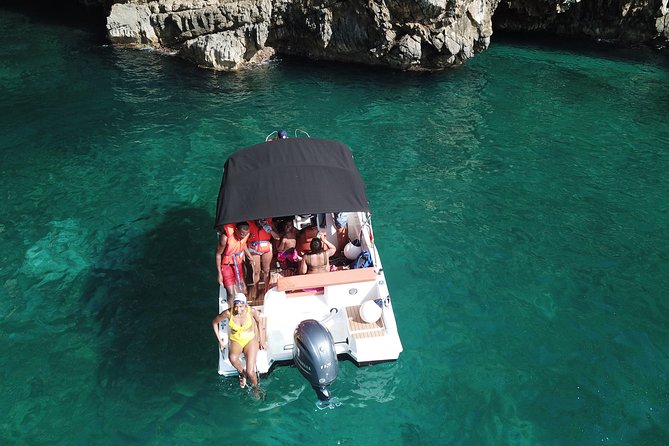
[{"xmin": 81, "ymin": 206, "xmax": 215, "ymax": 396}]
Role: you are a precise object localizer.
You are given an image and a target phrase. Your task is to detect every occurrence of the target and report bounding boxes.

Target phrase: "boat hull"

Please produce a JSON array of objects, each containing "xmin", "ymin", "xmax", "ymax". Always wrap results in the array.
[{"xmin": 217, "ymin": 241, "xmax": 402, "ymax": 377}]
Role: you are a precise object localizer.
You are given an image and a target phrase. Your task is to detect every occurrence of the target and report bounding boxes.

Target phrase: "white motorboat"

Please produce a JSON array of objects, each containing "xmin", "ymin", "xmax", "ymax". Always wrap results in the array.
[{"xmin": 213, "ymin": 136, "xmax": 403, "ymax": 401}]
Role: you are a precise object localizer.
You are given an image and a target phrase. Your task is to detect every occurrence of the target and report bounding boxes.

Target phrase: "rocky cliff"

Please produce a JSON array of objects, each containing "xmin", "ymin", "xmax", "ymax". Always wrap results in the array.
[
  {"xmin": 103, "ymin": 0, "xmax": 668, "ymax": 71},
  {"xmin": 105, "ymin": 0, "xmax": 498, "ymax": 70},
  {"xmin": 494, "ymin": 0, "xmax": 669, "ymax": 44}
]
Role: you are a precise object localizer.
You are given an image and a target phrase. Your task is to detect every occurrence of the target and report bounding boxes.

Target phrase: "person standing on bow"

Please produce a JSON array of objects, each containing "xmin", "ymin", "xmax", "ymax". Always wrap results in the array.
[
  {"xmin": 247, "ymin": 218, "xmax": 279, "ymax": 293},
  {"xmin": 216, "ymin": 221, "xmax": 252, "ymax": 307}
]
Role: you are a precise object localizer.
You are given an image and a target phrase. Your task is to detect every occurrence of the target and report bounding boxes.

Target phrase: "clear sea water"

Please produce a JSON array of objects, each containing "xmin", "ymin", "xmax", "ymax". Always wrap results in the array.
[{"xmin": 1, "ymin": 6, "xmax": 668, "ymax": 445}]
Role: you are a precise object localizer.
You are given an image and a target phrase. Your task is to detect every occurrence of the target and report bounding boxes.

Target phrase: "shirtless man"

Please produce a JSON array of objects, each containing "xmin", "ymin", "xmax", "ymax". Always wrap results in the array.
[{"xmin": 277, "ymin": 220, "xmax": 298, "ymax": 252}]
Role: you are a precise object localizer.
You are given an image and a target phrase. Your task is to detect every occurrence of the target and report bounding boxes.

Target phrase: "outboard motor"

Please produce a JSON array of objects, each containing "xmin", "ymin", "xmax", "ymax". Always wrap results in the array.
[{"xmin": 293, "ymin": 319, "xmax": 338, "ymax": 401}]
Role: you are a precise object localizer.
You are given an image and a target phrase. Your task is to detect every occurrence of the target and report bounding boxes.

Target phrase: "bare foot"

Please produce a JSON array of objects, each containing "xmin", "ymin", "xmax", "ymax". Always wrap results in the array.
[{"xmin": 239, "ymin": 372, "xmax": 247, "ymax": 388}]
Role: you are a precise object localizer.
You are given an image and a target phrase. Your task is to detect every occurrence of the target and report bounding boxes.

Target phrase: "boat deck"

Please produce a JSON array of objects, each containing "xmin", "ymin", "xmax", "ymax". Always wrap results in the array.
[{"xmin": 345, "ymin": 305, "xmax": 385, "ymax": 339}]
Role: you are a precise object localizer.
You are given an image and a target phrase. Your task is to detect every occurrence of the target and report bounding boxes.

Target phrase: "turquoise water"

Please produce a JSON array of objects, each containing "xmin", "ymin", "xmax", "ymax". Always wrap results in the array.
[{"xmin": 2, "ymin": 7, "xmax": 669, "ymax": 445}]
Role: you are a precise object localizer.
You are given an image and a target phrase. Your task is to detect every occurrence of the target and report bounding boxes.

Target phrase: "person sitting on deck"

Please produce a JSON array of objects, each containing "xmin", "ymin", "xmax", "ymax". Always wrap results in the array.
[
  {"xmin": 212, "ymin": 293, "xmax": 267, "ymax": 395},
  {"xmin": 299, "ymin": 232, "xmax": 336, "ymax": 275},
  {"xmin": 215, "ymin": 222, "xmax": 252, "ymax": 307}
]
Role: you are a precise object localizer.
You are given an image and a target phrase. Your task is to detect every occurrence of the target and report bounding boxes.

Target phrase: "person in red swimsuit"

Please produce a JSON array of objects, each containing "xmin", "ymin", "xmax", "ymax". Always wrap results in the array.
[
  {"xmin": 215, "ymin": 222, "xmax": 252, "ymax": 306},
  {"xmin": 247, "ymin": 218, "xmax": 279, "ymax": 293}
]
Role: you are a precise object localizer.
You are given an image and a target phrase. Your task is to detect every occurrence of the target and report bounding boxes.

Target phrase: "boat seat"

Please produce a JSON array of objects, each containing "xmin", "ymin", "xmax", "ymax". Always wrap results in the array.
[{"xmin": 276, "ymin": 268, "xmax": 377, "ymax": 292}]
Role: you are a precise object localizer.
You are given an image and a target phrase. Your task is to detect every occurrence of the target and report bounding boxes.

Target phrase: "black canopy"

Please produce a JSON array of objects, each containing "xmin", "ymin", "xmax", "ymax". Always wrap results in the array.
[{"xmin": 214, "ymin": 138, "xmax": 370, "ymax": 227}]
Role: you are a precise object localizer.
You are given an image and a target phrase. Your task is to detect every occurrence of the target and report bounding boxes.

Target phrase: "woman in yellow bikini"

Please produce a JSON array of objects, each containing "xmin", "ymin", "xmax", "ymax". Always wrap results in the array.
[{"xmin": 212, "ymin": 293, "xmax": 267, "ymax": 391}]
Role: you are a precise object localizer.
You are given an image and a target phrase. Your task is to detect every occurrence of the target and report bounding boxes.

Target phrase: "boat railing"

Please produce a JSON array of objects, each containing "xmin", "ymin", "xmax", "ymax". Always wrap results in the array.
[{"xmin": 265, "ymin": 129, "xmax": 311, "ymax": 142}]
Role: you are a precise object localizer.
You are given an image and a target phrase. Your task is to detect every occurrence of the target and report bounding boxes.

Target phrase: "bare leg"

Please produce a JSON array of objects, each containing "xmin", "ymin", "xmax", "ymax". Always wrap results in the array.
[
  {"xmin": 336, "ymin": 227, "xmax": 348, "ymax": 256},
  {"xmin": 247, "ymin": 285, "xmax": 258, "ymax": 305},
  {"xmin": 225, "ymin": 285, "xmax": 235, "ymax": 308},
  {"xmin": 243, "ymin": 339, "xmax": 260, "ymax": 395},
  {"xmin": 228, "ymin": 342, "xmax": 246, "ymax": 387},
  {"xmin": 260, "ymin": 251, "xmax": 272, "ymax": 293},
  {"xmin": 251, "ymin": 254, "xmax": 261, "ymax": 288},
  {"xmin": 234, "ymin": 260, "xmax": 248, "ymax": 295}
]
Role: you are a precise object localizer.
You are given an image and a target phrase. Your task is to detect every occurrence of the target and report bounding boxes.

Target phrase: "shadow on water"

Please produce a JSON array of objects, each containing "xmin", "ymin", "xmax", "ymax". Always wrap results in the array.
[
  {"xmin": 492, "ymin": 30, "xmax": 669, "ymax": 68},
  {"xmin": 1, "ymin": 0, "xmax": 109, "ymax": 43},
  {"xmin": 81, "ymin": 206, "xmax": 216, "ymax": 403}
]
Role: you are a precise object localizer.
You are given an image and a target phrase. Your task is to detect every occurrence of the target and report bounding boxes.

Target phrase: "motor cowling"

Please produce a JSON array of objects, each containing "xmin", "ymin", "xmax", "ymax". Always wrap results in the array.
[{"xmin": 293, "ymin": 319, "xmax": 338, "ymax": 401}]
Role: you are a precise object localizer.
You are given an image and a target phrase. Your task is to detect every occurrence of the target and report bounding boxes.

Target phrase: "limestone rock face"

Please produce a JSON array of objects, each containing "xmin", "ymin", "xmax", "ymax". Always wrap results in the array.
[
  {"xmin": 180, "ymin": 26, "xmax": 274, "ymax": 70},
  {"xmin": 269, "ymin": 0, "xmax": 498, "ymax": 69},
  {"xmin": 106, "ymin": 3, "xmax": 159, "ymax": 45},
  {"xmin": 106, "ymin": 0, "xmax": 272, "ymax": 69},
  {"xmin": 493, "ymin": 0, "xmax": 669, "ymax": 44},
  {"xmin": 106, "ymin": 0, "xmax": 499, "ymax": 70},
  {"xmin": 104, "ymin": 0, "xmax": 668, "ymax": 71}
]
